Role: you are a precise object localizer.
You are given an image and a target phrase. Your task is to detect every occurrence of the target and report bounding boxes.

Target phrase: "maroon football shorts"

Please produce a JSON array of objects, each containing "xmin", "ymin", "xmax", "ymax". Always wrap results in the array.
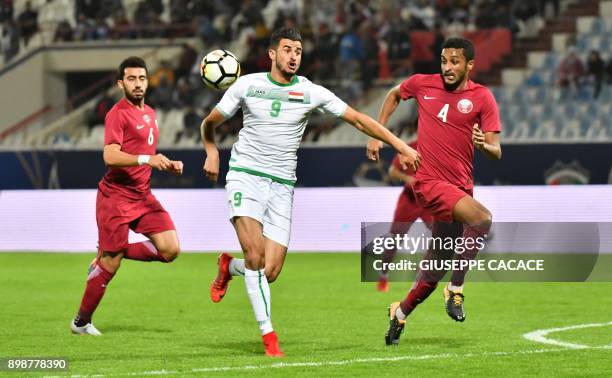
[{"xmin": 96, "ymin": 190, "xmax": 175, "ymax": 252}]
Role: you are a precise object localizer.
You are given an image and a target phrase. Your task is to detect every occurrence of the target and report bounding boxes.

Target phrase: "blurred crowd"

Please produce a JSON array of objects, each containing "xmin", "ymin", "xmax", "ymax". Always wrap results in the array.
[
  {"xmin": 557, "ymin": 49, "xmax": 612, "ymax": 99},
  {"xmin": 1, "ymin": 0, "xmax": 562, "ymax": 144}
]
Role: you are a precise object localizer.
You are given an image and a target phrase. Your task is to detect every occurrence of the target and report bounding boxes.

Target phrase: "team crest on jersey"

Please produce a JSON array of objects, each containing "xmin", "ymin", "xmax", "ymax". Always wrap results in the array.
[
  {"xmin": 143, "ymin": 114, "xmax": 151, "ymax": 124},
  {"xmin": 457, "ymin": 99, "xmax": 473, "ymax": 114}
]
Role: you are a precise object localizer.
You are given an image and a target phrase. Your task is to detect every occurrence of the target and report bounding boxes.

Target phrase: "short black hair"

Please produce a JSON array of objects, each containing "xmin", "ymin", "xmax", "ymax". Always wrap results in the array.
[
  {"xmin": 442, "ymin": 38, "xmax": 475, "ymax": 61},
  {"xmin": 269, "ymin": 27, "xmax": 302, "ymax": 49},
  {"xmin": 118, "ymin": 56, "xmax": 148, "ymax": 80}
]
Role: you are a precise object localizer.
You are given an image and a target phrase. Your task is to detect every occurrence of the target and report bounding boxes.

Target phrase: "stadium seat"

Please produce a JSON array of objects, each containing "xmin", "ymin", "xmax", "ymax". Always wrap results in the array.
[{"xmin": 590, "ymin": 18, "xmax": 606, "ymax": 34}]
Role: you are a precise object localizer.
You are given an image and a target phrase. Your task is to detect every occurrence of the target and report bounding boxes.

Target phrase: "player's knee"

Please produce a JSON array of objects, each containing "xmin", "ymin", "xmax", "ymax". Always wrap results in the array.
[
  {"xmin": 468, "ymin": 209, "xmax": 492, "ymax": 230},
  {"xmin": 266, "ymin": 266, "xmax": 282, "ymax": 283},
  {"xmin": 160, "ymin": 244, "xmax": 180, "ymax": 262},
  {"xmin": 478, "ymin": 210, "xmax": 493, "ymax": 229},
  {"xmin": 99, "ymin": 253, "xmax": 122, "ymax": 273},
  {"xmin": 242, "ymin": 242, "xmax": 265, "ymax": 269}
]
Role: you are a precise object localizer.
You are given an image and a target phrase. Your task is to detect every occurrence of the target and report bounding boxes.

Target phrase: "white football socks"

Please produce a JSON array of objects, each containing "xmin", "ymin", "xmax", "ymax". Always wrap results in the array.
[
  {"xmin": 244, "ymin": 268, "xmax": 273, "ymax": 335},
  {"xmin": 448, "ymin": 283, "xmax": 464, "ymax": 292},
  {"xmin": 229, "ymin": 258, "xmax": 245, "ymax": 277}
]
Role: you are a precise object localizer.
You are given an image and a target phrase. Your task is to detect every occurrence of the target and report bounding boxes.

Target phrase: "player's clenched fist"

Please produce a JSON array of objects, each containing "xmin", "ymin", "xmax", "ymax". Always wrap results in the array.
[
  {"xmin": 168, "ymin": 160, "xmax": 184, "ymax": 175},
  {"xmin": 366, "ymin": 138, "xmax": 384, "ymax": 161},
  {"xmin": 204, "ymin": 151, "xmax": 220, "ymax": 182},
  {"xmin": 398, "ymin": 144, "xmax": 420, "ymax": 172},
  {"xmin": 148, "ymin": 153, "xmax": 172, "ymax": 171}
]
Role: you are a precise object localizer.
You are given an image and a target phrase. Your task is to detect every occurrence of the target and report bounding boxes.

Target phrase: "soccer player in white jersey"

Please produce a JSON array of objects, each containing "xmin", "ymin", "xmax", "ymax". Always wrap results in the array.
[{"xmin": 199, "ymin": 27, "xmax": 420, "ymax": 357}]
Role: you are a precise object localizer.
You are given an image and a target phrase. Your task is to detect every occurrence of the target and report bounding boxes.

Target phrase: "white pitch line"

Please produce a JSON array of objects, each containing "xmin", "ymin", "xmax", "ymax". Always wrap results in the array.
[
  {"xmin": 523, "ymin": 321, "xmax": 612, "ymax": 349},
  {"xmin": 42, "ymin": 345, "xmax": 612, "ymax": 378}
]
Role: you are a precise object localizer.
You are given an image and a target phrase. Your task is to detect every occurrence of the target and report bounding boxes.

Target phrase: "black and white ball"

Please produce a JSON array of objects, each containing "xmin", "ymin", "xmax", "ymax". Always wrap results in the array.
[{"xmin": 199, "ymin": 49, "xmax": 241, "ymax": 89}]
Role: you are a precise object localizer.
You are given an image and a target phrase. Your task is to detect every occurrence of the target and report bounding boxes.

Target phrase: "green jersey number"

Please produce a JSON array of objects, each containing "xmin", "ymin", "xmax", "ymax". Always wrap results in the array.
[
  {"xmin": 270, "ymin": 100, "xmax": 281, "ymax": 117},
  {"xmin": 233, "ymin": 192, "xmax": 243, "ymax": 207}
]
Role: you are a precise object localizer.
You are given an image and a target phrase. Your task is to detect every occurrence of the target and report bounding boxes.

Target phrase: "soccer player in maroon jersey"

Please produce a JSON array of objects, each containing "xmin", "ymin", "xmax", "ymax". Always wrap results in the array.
[
  {"xmin": 367, "ymin": 38, "xmax": 502, "ymax": 345},
  {"xmin": 377, "ymin": 141, "xmax": 434, "ymax": 292},
  {"xmin": 70, "ymin": 57, "xmax": 184, "ymax": 335}
]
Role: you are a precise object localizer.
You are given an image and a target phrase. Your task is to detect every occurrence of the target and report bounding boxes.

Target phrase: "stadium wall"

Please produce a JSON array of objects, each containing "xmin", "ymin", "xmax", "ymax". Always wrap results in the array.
[
  {"xmin": 0, "ymin": 42, "xmax": 186, "ymax": 134},
  {"xmin": 0, "ymin": 144, "xmax": 611, "ymax": 189},
  {"xmin": 0, "ymin": 186, "xmax": 611, "ymax": 252}
]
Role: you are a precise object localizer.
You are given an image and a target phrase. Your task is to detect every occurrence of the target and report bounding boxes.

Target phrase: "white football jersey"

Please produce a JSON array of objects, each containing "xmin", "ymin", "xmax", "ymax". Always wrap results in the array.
[{"xmin": 215, "ymin": 72, "xmax": 348, "ymax": 185}]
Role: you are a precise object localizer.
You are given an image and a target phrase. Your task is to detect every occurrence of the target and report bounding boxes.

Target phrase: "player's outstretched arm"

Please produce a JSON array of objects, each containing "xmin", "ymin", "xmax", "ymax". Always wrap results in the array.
[
  {"xmin": 341, "ymin": 107, "xmax": 420, "ymax": 171},
  {"xmin": 366, "ymin": 84, "xmax": 403, "ymax": 161},
  {"xmin": 103, "ymin": 143, "xmax": 174, "ymax": 171},
  {"xmin": 200, "ymin": 107, "xmax": 227, "ymax": 182},
  {"xmin": 472, "ymin": 124, "xmax": 502, "ymax": 160}
]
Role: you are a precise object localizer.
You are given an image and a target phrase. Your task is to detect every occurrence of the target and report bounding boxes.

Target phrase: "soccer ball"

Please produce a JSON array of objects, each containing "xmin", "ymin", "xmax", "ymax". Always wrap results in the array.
[{"xmin": 199, "ymin": 49, "xmax": 241, "ymax": 89}]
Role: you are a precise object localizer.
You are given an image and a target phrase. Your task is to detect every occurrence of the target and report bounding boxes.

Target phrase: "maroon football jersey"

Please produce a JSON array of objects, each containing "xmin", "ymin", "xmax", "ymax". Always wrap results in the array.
[
  {"xmin": 98, "ymin": 98, "xmax": 159, "ymax": 201},
  {"xmin": 399, "ymin": 74, "xmax": 501, "ymax": 189}
]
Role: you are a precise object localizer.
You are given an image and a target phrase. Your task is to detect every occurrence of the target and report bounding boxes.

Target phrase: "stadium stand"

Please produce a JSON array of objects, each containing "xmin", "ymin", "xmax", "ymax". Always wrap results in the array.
[{"xmin": 0, "ymin": 0, "xmax": 611, "ymax": 150}]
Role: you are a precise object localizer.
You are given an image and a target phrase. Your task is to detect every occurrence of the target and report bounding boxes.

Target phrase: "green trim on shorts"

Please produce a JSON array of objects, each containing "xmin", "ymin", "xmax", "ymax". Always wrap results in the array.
[{"xmin": 229, "ymin": 166, "xmax": 296, "ymax": 186}]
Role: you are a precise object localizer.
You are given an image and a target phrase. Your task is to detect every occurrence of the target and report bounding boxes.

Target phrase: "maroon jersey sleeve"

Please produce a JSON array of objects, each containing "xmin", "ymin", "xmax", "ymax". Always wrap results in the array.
[
  {"xmin": 479, "ymin": 89, "xmax": 502, "ymax": 133},
  {"xmin": 104, "ymin": 109, "xmax": 124, "ymax": 146},
  {"xmin": 399, "ymin": 75, "xmax": 423, "ymax": 101}
]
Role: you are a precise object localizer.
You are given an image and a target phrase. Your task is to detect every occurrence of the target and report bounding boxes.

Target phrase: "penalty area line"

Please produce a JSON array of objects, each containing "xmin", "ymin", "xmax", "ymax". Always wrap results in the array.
[
  {"xmin": 42, "ymin": 345, "xmax": 611, "ymax": 378},
  {"xmin": 523, "ymin": 321, "xmax": 612, "ymax": 349}
]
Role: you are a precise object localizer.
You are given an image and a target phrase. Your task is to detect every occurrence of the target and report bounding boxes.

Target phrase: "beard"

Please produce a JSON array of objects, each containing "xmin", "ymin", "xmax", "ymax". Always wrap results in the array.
[
  {"xmin": 441, "ymin": 71, "xmax": 466, "ymax": 91},
  {"xmin": 275, "ymin": 59, "xmax": 296, "ymax": 80},
  {"xmin": 124, "ymin": 88, "xmax": 145, "ymax": 104}
]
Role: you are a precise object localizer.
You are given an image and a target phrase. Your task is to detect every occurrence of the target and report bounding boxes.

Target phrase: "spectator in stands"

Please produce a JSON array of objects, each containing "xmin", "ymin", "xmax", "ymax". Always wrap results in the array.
[
  {"xmin": 0, "ymin": 0, "xmax": 13, "ymax": 23},
  {"xmin": 539, "ymin": 0, "xmax": 560, "ymax": 17},
  {"xmin": 386, "ymin": 18, "xmax": 412, "ymax": 76},
  {"xmin": 87, "ymin": 94, "xmax": 115, "ymax": 129},
  {"xmin": 606, "ymin": 57, "xmax": 612, "ymax": 85},
  {"xmin": 360, "ymin": 21, "xmax": 379, "ymax": 92},
  {"xmin": 410, "ymin": 0, "xmax": 436, "ymax": 30},
  {"xmin": 495, "ymin": 3, "xmax": 520, "ymax": 41},
  {"xmin": 111, "ymin": 9, "xmax": 136, "ymax": 40},
  {"xmin": 175, "ymin": 43, "xmax": 197, "ymax": 80},
  {"xmin": 149, "ymin": 60, "xmax": 175, "ymax": 89},
  {"xmin": 339, "ymin": 21, "xmax": 365, "ymax": 103},
  {"xmin": 312, "ymin": 23, "xmax": 338, "ymax": 81},
  {"xmin": 514, "ymin": 0, "xmax": 539, "ymax": 22},
  {"xmin": 173, "ymin": 77, "xmax": 195, "ymax": 108},
  {"xmin": 53, "ymin": 20, "xmax": 74, "ymax": 42},
  {"xmin": 586, "ymin": 50, "xmax": 605, "ymax": 99},
  {"xmin": 76, "ymin": 0, "xmax": 100, "ymax": 19},
  {"xmin": 176, "ymin": 105, "xmax": 200, "ymax": 143},
  {"xmin": 16, "ymin": 1, "xmax": 38, "ymax": 47},
  {"xmin": 149, "ymin": 77, "xmax": 173, "ymax": 111},
  {"xmin": 195, "ymin": 14, "xmax": 218, "ymax": 45},
  {"xmin": 145, "ymin": 0, "xmax": 164, "ymax": 16},
  {"xmin": 1, "ymin": 19, "xmax": 19, "ymax": 62},
  {"xmin": 73, "ymin": 13, "xmax": 94, "ymax": 41},
  {"xmin": 558, "ymin": 49, "xmax": 584, "ymax": 98},
  {"xmin": 92, "ymin": 15, "xmax": 110, "ymax": 40},
  {"xmin": 429, "ymin": 22, "xmax": 445, "ymax": 73}
]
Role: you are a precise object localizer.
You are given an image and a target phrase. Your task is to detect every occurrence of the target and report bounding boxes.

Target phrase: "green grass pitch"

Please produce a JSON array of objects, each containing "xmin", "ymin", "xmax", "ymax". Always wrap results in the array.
[{"xmin": 0, "ymin": 253, "xmax": 611, "ymax": 377}]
